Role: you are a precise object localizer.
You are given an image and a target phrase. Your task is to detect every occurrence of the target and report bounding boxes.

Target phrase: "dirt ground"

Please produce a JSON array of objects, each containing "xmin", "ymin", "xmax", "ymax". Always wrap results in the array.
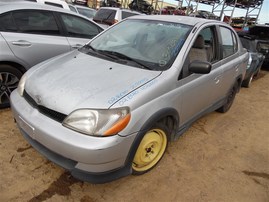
[{"xmin": 0, "ymin": 69, "xmax": 268, "ymax": 202}]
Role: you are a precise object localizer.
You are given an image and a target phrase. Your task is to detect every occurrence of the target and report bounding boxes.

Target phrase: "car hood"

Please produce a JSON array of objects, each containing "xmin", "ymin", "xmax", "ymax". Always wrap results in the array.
[{"xmin": 25, "ymin": 51, "xmax": 161, "ymax": 114}]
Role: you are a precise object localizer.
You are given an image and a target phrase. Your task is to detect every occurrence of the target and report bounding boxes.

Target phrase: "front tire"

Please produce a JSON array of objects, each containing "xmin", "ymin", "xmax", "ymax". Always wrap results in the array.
[
  {"xmin": 0, "ymin": 65, "xmax": 23, "ymax": 109},
  {"xmin": 132, "ymin": 123, "xmax": 168, "ymax": 175}
]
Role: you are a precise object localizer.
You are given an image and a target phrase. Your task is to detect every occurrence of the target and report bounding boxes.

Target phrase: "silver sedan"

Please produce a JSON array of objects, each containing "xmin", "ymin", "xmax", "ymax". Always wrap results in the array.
[{"xmin": 11, "ymin": 15, "xmax": 248, "ymax": 183}]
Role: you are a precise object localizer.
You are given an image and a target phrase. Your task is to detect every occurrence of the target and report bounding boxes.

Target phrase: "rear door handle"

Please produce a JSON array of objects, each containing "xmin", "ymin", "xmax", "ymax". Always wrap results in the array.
[{"xmin": 12, "ymin": 40, "xmax": 32, "ymax": 47}]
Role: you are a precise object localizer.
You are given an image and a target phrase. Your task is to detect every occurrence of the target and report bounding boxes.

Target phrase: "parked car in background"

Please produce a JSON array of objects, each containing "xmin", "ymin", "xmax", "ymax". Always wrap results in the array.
[
  {"xmin": 239, "ymin": 34, "xmax": 264, "ymax": 87},
  {"xmin": 257, "ymin": 40, "xmax": 269, "ymax": 67},
  {"xmin": 93, "ymin": 7, "xmax": 142, "ymax": 28},
  {"xmin": 189, "ymin": 10, "xmax": 219, "ymax": 20},
  {"xmin": 11, "ymin": 15, "xmax": 248, "ymax": 183},
  {"xmin": 68, "ymin": 4, "xmax": 96, "ymax": 19},
  {"xmin": 244, "ymin": 24, "xmax": 269, "ymax": 67},
  {"xmin": 0, "ymin": 2, "xmax": 103, "ymax": 108},
  {"xmin": 68, "ymin": 0, "xmax": 87, "ymax": 6},
  {"xmin": 25, "ymin": 0, "xmax": 70, "ymax": 10}
]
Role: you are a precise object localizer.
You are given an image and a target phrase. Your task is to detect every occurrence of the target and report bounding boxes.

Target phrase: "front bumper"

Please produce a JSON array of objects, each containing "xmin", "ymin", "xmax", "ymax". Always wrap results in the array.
[{"xmin": 10, "ymin": 90, "xmax": 136, "ymax": 183}]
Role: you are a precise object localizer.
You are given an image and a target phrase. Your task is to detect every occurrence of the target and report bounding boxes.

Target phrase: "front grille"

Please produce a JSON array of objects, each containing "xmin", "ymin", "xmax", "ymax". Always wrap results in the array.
[{"xmin": 23, "ymin": 90, "xmax": 67, "ymax": 123}]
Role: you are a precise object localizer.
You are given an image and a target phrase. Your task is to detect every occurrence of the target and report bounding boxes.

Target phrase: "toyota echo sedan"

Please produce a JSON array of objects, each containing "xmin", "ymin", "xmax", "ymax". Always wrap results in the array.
[{"xmin": 11, "ymin": 15, "xmax": 248, "ymax": 183}]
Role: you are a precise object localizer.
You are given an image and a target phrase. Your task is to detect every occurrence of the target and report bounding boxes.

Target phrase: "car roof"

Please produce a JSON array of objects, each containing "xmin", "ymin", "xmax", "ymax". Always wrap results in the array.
[
  {"xmin": 127, "ymin": 15, "xmax": 220, "ymax": 26},
  {"xmin": 0, "ymin": 1, "xmax": 72, "ymax": 15}
]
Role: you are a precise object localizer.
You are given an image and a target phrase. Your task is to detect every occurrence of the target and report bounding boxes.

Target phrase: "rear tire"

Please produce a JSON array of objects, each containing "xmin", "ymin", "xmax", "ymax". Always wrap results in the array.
[
  {"xmin": 0, "ymin": 65, "xmax": 23, "ymax": 109},
  {"xmin": 254, "ymin": 66, "xmax": 261, "ymax": 77},
  {"xmin": 216, "ymin": 81, "xmax": 238, "ymax": 113},
  {"xmin": 242, "ymin": 73, "xmax": 254, "ymax": 88},
  {"xmin": 132, "ymin": 123, "xmax": 169, "ymax": 175}
]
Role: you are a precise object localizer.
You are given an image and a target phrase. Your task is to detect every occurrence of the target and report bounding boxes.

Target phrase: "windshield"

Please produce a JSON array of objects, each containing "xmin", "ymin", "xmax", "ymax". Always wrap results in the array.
[{"xmin": 83, "ymin": 19, "xmax": 192, "ymax": 70}]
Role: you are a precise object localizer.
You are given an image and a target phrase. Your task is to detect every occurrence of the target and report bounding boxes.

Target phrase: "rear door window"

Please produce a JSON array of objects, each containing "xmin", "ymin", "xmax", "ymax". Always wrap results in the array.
[
  {"xmin": 219, "ymin": 26, "xmax": 238, "ymax": 58},
  {"xmin": 12, "ymin": 10, "xmax": 60, "ymax": 35}
]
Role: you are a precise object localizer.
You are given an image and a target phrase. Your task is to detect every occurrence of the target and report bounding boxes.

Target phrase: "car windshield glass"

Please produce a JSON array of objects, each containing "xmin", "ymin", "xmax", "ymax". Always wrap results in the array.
[
  {"xmin": 240, "ymin": 37, "xmax": 256, "ymax": 52},
  {"xmin": 85, "ymin": 19, "xmax": 192, "ymax": 70}
]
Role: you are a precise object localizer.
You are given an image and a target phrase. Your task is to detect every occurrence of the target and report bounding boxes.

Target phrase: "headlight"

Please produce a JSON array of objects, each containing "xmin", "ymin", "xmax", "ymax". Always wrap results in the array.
[
  {"xmin": 246, "ymin": 54, "xmax": 252, "ymax": 69},
  {"xmin": 17, "ymin": 73, "xmax": 27, "ymax": 96},
  {"xmin": 62, "ymin": 107, "xmax": 131, "ymax": 136}
]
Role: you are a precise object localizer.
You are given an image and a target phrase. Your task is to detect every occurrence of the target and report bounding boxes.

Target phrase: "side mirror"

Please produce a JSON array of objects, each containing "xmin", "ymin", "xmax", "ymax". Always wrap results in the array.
[{"xmin": 189, "ymin": 61, "xmax": 212, "ymax": 74}]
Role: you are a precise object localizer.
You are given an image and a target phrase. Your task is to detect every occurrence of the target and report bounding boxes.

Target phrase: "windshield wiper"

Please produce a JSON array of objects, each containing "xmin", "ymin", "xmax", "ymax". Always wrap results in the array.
[
  {"xmin": 82, "ymin": 44, "xmax": 96, "ymax": 52},
  {"xmin": 98, "ymin": 50, "xmax": 151, "ymax": 69},
  {"xmin": 81, "ymin": 45, "xmax": 117, "ymax": 60}
]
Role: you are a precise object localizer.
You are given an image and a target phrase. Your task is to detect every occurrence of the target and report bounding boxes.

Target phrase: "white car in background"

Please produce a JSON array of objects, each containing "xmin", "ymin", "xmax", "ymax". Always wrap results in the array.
[
  {"xmin": 68, "ymin": 4, "xmax": 97, "ymax": 19},
  {"xmin": 93, "ymin": 7, "xmax": 142, "ymax": 28},
  {"xmin": 25, "ymin": 0, "xmax": 70, "ymax": 9},
  {"xmin": 0, "ymin": 1, "xmax": 103, "ymax": 108}
]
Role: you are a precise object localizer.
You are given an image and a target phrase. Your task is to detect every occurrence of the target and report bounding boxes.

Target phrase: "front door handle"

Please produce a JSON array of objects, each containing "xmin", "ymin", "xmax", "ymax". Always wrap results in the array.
[{"xmin": 12, "ymin": 40, "xmax": 32, "ymax": 47}]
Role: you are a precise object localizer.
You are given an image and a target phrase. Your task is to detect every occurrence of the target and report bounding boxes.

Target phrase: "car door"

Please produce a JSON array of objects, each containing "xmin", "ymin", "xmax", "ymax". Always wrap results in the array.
[
  {"xmin": 57, "ymin": 13, "xmax": 103, "ymax": 49},
  {"xmin": 218, "ymin": 26, "xmax": 242, "ymax": 93},
  {"xmin": 178, "ymin": 25, "xmax": 224, "ymax": 125},
  {"xmin": 0, "ymin": 10, "xmax": 70, "ymax": 68}
]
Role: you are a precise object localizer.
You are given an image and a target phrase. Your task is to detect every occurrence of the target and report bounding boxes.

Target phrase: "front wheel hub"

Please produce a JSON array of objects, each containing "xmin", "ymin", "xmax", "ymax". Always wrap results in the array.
[
  {"xmin": 0, "ymin": 72, "xmax": 20, "ymax": 107},
  {"xmin": 132, "ymin": 128, "xmax": 167, "ymax": 172}
]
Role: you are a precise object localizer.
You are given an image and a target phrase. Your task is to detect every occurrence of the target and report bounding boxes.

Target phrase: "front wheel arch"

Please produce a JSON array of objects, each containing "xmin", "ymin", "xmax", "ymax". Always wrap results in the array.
[{"xmin": 124, "ymin": 108, "xmax": 179, "ymax": 173}]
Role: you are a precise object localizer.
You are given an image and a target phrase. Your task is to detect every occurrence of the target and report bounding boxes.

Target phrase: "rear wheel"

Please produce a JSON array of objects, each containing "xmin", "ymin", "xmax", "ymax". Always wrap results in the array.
[
  {"xmin": 216, "ymin": 81, "xmax": 238, "ymax": 113},
  {"xmin": 0, "ymin": 65, "xmax": 23, "ymax": 109},
  {"xmin": 132, "ymin": 123, "xmax": 168, "ymax": 175}
]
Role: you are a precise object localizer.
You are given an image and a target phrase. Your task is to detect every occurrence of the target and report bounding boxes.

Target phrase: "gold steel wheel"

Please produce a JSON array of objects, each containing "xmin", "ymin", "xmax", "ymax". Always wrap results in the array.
[{"xmin": 132, "ymin": 127, "xmax": 168, "ymax": 174}]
